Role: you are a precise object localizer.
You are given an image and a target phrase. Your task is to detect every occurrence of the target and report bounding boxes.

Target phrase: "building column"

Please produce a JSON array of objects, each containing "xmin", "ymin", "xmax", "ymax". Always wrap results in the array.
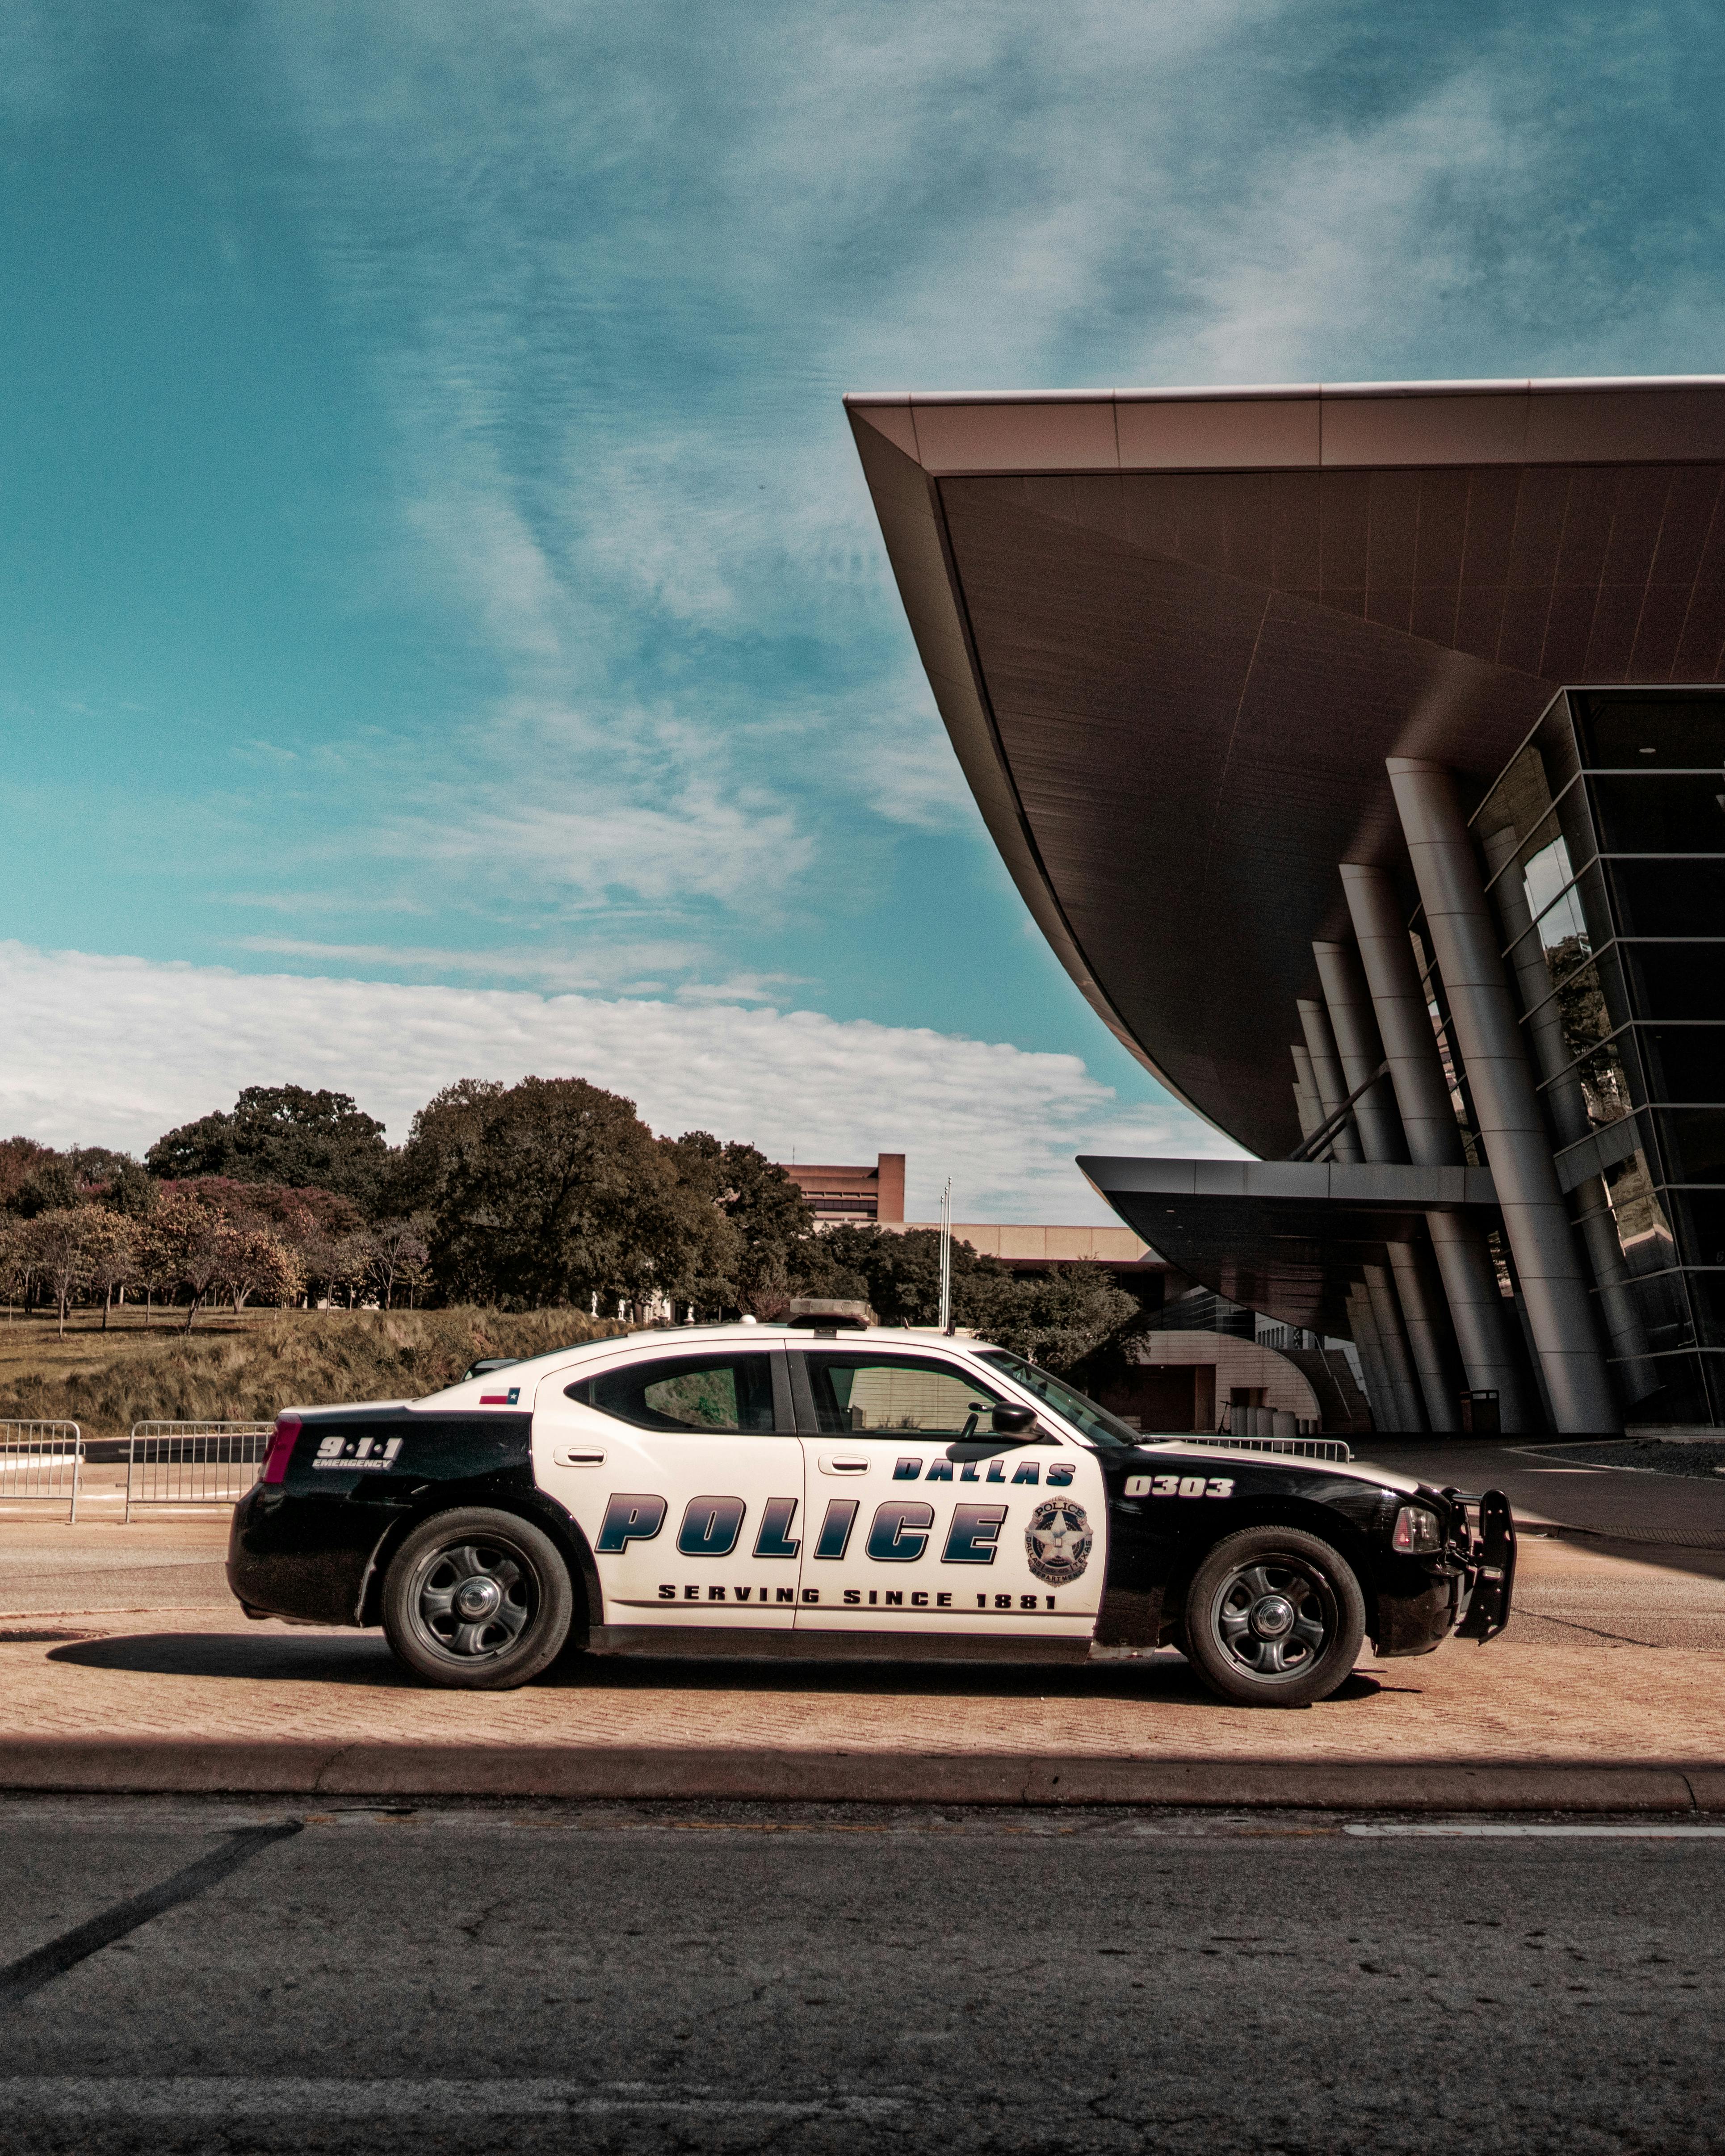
[
  {"xmin": 1314, "ymin": 931, "xmax": 1462, "ymax": 1430},
  {"xmin": 1297, "ymin": 999, "xmax": 1362, "ymax": 1163},
  {"xmin": 1346, "ymin": 1284, "xmax": 1393, "ymax": 1430},
  {"xmin": 1479, "ymin": 824, "xmax": 1655, "ymax": 1411},
  {"xmin": 1385, "ymin": 1239, "xmax": 1463, "ymax": 1433},
  {"xmin": 1386, "ymin": 759, "xmax": 1620, "ymax": 1434},
  {"xmin": 1363, "ymin": 1261, "xmax": 1427, "ymax": 1431},
  {"xmin": 1313, "ymin": 940, "xmax": 1406, "ymax": 1161},
  {"xmin": 1340, "ymin": 858, "xmax": 1538, "ymax": 1430},
  {"xmin": 1290, "ymin": 1044, "xmax": 1324, "ymax": 1145}
]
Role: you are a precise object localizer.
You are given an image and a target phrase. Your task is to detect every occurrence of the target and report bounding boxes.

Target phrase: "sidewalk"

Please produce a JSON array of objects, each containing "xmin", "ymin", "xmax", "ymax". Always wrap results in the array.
[{"xmin": 2, "ymin": 1462, "xmax": 1723, "ymax": 1810}]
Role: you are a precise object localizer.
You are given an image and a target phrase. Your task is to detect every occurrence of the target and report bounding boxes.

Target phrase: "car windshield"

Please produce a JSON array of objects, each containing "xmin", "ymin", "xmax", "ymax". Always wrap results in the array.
[{"xmin": 976, "ymin": 1350, "xmax": 1140, "ymax": 1449}]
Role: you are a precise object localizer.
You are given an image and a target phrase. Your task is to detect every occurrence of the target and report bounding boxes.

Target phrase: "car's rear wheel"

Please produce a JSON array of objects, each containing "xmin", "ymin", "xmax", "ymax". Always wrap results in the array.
[
  {"xmin": 1182, "ymin": 1526, "xmax": 1364, "ymax": 1707},
  {"xmin": 382, "ymin": 1507, "xmax": 573, "ymax": 1690}
]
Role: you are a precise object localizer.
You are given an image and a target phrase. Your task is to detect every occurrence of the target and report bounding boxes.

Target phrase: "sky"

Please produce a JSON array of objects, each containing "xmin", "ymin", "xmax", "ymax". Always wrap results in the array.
[{"xmin": 3, "ymin": 0, "xmax": 1723, "ymax": 1219}]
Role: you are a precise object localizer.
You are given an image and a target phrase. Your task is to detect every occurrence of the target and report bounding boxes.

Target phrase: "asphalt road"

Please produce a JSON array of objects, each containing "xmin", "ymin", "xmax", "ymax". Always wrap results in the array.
[{"xmin": 0, "ymin": 1799, "xmax": 1720, "ymax": 2154}]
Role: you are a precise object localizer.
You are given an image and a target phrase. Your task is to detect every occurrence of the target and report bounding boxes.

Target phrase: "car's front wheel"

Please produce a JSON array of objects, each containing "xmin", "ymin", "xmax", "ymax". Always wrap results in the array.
[
  {"xmin": 1182, "ymin": 1526, "xmax": 1365, "ymax": 1707},
  {"xmin": 382, "ymin": 1507, "xmax": 574, "ymax": 1690}
]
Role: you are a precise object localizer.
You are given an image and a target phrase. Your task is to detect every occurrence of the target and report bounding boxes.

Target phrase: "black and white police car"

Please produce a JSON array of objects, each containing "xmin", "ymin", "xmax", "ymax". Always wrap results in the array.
[{"xmin": 228, "ymin": 1316, "xmax": 1515, "ymax": 1708}]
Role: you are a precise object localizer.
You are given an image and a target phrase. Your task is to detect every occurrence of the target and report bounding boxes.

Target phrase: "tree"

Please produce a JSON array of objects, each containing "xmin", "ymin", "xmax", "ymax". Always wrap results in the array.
[
  {"xmin": 21, "ymin": 1208, "xmax": 99, "ymax": 1338},
  {"xmin": 982, "ymin": 1264, "xmax": 1138, "ymax": 1374},
  {"xmin": 411, "ymin": 1075, "xmax": 722, "ymax": 1311},
  {"xmin": 661, "ymin": 1134, "xmax": 823, "ymax": 1317},
  {"xmin": 0, "ymin": 1223, "xmax": 31, "ymax": 1321},
  {"xmin": 145, "ymin": 1191, "xmax": 227, "ymax": 1335},
  {"xmin": 81, "ymin": 1210, "xmax": 140, "ymax": 1331},
  {"xmin": 0, "ymin": 1136, "xmax": 57, "ymax": 1211},
  {"xmin": 11, "ymin": 1157, "xmax": 81, "ymax": 1220},
  {"xmin": 811, "ymin": 1225, "xmax": 1009, "ymax": 1329},
  {"xmin": 147, "ymin": 1086, "xmax": 390, "ymax": 1212},
  {"xmin": 214, "ymin": 1223, "xmax": 304, "ymax": 1312},
  {"xmin": 365, "ymin": 1216, "xmax": 433, "ymax": 1310}
]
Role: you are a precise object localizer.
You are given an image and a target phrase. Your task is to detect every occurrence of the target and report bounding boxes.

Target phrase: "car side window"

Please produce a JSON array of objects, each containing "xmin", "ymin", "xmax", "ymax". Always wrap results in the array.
[
  {"xmin": 797, "ymin": 1353, "xmax": 1005, "ymax": 1436},
  {"xmin": 569, "ymin": 1353, "xmax": 778, "ymax": 1434}
]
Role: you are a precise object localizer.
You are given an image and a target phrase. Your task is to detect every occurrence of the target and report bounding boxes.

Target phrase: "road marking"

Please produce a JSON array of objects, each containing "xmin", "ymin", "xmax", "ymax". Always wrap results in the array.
[
  {"xmin": 1345, "ymin": 1824, "xmax": 1725, "ymax": 1838},
  {"xmin": 0, "ymin": 1825, "xmax": 302, "ymax": 2004},
  {"xmin": 0, "ymin": 2079, "xmax": 907, "ymax": 2118}
]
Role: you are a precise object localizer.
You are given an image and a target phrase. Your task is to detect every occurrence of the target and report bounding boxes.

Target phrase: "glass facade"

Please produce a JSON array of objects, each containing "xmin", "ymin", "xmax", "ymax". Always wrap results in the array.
[{"xmin": 1474, "ymin": 689, "xmax": 1725, "ymax": 1425}]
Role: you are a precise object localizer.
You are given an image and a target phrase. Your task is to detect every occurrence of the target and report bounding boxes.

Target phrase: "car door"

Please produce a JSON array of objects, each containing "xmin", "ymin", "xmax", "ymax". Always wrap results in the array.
[
  {"xmin": 785, "ymin": 1345, "xmax": 1106, "ymax": 1645},
  {"xmin": 533, "ymin": 1345, "xmax": 804, "ymax": 1632}
]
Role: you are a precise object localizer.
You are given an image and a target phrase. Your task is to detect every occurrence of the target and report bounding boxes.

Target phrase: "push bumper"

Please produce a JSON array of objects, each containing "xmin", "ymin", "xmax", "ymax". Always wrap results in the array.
[{"xmin": 1453, "ymin": 1488, "xmax": 1516, "ymax": 1642}]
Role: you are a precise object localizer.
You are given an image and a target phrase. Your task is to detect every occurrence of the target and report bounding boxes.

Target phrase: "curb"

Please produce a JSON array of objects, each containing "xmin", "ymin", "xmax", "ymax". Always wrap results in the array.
[{"xmin": 0, "ymin": 1741, "xmax": 1718, "ymax": 1811}]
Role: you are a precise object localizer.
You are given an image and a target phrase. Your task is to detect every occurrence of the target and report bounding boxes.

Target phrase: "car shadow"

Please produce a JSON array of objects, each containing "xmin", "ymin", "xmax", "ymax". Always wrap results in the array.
[{"xmin": 48, "ymin": 1632, "xmax": 1385, "ymax": 1707}]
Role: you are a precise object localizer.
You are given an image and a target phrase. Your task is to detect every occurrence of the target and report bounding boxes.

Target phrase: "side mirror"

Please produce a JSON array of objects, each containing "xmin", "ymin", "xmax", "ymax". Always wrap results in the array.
[{"xmin": 991, "ymin": 1404, "xmax": 1037, "ymax": 1436}]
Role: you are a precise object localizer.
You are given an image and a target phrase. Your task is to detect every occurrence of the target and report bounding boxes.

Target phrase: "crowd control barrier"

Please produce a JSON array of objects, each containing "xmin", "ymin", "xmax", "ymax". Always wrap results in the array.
[
  {"xmin": 1202, "ymin": 1434, "xmax": 1354, "ymax": 1464},
  {"xmin": 0, "ymin": 1422, "xmax": 84, "ymax": 1522},
  {"xmin": 124, "ymin": 1422, "xmax": 275, "ymax": 1523}
]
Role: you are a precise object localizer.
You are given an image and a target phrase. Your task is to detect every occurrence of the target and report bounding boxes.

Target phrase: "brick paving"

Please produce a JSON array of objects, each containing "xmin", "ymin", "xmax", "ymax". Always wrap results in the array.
[{"xmin": 0, "ymin": 1534, "xmax": 1718, "ymax": 1770}]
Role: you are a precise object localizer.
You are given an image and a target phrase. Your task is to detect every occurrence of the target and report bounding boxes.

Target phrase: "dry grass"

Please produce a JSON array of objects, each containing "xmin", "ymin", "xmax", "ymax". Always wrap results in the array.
[{"xmin": 0, "ymin": 1306, "xmax": 622, "ymax": 1436}]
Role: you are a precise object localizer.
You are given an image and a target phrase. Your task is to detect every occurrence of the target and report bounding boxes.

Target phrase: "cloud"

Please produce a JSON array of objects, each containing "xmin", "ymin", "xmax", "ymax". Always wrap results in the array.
[{"xmin": 0, "ymin": 941, "xmax": 1242, "ymax": 1221}]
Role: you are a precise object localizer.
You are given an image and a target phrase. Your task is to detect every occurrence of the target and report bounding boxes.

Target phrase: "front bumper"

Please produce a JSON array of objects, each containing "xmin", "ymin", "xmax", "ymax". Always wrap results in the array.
[{"xmin": 1373, "ymin": 1486, "xmax": 1516, "ymax": 1656}]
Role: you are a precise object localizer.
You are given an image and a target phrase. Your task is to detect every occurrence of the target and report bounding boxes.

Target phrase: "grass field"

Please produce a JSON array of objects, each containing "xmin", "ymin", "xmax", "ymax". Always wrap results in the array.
[{"xmin": 0, "ymin": 1305, "xmax": 622, "ymax": 1436}]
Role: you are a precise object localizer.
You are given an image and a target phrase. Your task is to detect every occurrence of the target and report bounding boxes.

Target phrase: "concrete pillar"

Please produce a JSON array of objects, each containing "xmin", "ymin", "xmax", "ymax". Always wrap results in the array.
[
  {"xmin": 1387, "ymin": 759, "xmax": 1620, "ymax": 1433},
  {"xmin": 1386, "ymin": 1238, "xmax": 1464, "ymax": 1432},
  {"xmin": 1297, "ymin": 999, "xmax": 1362, "ymax": 1163},
  {"xmin": 1290, "ymin": 1045, "xmax": 1324, "ymax": 1145},
  {"xmin": 1480, "ymin": 824, "xmax": 1655, "ymax": 1409},
  {"xmin": 1342, "ymin": 857, "xmax": 1541, "ymax": 1433},
  {"xmin": 1313, "ymin": 940, "xmax": 1406, "ymax": 1162},
  {"xmin": 1339, "ymin": 863, "xmax": 1460, "ymax": 1165},
  {"xmin": 1347, "ymin": 1284, "xmax": 1393, "ymax": 1431},
  {"xmin": 1314, "ymin": 927, "xmax": 1462, "ymax": 1430},
  {"xmin": 1364, "ymin": 1260, "xmax": 1427, "ymax": 1431}
]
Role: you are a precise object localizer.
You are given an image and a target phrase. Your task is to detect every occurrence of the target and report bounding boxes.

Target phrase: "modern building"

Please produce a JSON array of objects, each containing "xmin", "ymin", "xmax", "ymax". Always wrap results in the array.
[{"xmin": 848, "ymin": 376, "xmax": 1725, "ymax": 1435}]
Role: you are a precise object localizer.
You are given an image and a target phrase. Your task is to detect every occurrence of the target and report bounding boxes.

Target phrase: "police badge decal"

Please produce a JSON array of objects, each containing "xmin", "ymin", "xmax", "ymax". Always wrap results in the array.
[{"xmin": 1025, "ymin": 1497, "xmax": 1092, "ymax": 1586}]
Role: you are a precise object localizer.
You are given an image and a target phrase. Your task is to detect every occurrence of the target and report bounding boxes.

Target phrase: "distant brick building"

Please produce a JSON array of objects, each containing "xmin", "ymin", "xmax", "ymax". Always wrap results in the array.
[
  {"xmin": 779, "ymin": 1151, "xmax": 1165, "ymax": 1297},
  {"xmin": 781, "ymin": 1152, "xmax": 906, "ymax": 1225}
]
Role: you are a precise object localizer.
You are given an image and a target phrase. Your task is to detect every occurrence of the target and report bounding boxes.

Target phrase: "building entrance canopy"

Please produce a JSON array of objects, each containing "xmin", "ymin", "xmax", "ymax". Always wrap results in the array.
[
  {"xmin": 852, "ymin": 378, "xmax": 1725, "ymax": 1434},
  {"xmin": 848, "ymin": 379, "xmax": 1725, "ymax": 1159}
]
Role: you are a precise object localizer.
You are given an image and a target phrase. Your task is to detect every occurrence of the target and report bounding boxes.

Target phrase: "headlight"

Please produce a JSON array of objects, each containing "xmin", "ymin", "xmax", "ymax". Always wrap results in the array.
[{"xmin": 1392, "ymin": 1503, "xmax": 1443, "ymax": 1554}]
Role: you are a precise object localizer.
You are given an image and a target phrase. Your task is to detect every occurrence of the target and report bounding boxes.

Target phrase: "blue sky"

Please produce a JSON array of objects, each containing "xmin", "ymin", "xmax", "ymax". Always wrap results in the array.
[{"xmin": 3, "ymin": 1, "xmax": 1723, "ymax": 1216}]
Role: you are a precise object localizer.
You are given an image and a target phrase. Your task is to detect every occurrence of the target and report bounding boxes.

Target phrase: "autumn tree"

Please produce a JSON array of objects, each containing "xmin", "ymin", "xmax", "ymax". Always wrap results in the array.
[
  {"xmin": 81, "ymin": 1209, "xmax": 140, "ymax": 1330},
  {"xmin": 214, "ymin": 1223, "xmax": 303, "ymax": 1312},
  {"xmin": 146, "ymin": 1191, "xmax": 228, "ymax": 1335},
  {"xmin": 21, "ymin": 1208, "xmax": 99, "ymax": 1338}
]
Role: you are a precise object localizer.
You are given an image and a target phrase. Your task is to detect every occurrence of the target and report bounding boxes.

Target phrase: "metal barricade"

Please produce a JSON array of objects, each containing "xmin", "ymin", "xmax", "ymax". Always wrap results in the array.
[
  {"xmin": 0, "ymin": 1422, "xmax": 84, "ymax": 1523},
  {"xmin": 1200, "ymin": 1434, "xmax": 1354, "ymax": 1464},
  {"xmin": 124, "ymin": 1422, "xmax": 275, "ymax": 1522}
]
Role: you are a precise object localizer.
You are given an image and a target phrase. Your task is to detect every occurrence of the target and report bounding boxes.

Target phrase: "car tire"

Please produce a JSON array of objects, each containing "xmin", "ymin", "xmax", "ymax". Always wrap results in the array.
[
  {"xmin": 382, "ymin": 1507, "xmax": 574, "ymax": 1690},
  {"xmin": 1182, "ymin": 1525, "xmax": 1365, "ymax": 1708}
]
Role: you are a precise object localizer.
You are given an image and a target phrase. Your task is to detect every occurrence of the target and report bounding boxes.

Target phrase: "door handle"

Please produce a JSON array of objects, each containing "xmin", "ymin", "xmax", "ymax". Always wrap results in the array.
[
  {"xmin": 553, "ymin": 1446, "xmax": 606, "ymax": 1467},
  {"xmin": 818, "ymin": 1454, "xmax": 870, "ymax": 1476}
]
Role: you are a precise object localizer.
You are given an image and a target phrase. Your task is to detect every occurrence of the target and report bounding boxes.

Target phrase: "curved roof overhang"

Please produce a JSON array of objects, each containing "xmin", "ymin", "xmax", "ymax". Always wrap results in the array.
[{"xmin": 847, "ymin": 378, "xmax": 1725, "ymax": 1160}]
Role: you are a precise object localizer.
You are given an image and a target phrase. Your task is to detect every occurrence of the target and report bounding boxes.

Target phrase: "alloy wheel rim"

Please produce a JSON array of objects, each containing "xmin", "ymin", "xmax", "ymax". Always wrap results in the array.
[
  {"xmin": 409, "ymin": 1539, "xmax": 535, "ymax": 1662},
  {"xmin": 1209, "ymin": 1556, "xmax": 1334, "ymax": 1682}
]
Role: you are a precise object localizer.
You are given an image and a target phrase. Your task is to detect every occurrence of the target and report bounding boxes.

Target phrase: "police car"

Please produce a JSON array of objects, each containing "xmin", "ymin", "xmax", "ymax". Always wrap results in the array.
[{"xmin": 227, "ymin": 1317, "xmax": 1514, "ymax": 1708}]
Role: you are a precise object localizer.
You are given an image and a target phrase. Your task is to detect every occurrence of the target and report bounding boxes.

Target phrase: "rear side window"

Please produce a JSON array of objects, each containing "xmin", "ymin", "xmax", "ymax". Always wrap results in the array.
[{"xmin": 568, "ymin": 1353, "xmax": 777, "ymax": 1434}]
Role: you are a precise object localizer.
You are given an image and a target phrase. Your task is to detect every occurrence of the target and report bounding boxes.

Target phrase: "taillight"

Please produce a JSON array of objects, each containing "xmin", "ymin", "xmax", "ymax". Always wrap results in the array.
[{"xmin": 261, "ymin": 1414, "xmax": 302, "ymax": 1485}]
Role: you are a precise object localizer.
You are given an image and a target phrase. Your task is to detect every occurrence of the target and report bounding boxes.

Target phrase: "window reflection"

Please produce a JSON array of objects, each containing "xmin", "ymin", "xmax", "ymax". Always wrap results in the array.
[{"xmin": 1602, "ymin": 1149, "xmax": 1677, "ymax": 1280}]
